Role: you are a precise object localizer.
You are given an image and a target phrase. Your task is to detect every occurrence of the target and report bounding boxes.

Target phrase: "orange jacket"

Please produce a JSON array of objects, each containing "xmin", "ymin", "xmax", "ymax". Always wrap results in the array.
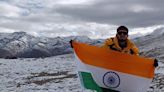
[{"xmin": 101, "ymin": 37, "xmax": 139, "ymax": 55}]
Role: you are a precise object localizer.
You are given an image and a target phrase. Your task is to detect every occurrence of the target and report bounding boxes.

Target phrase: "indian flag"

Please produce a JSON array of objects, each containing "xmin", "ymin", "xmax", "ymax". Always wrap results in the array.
[{"xmin": 72, "ymin": 41, "xmax": 155, "ymax": 92}]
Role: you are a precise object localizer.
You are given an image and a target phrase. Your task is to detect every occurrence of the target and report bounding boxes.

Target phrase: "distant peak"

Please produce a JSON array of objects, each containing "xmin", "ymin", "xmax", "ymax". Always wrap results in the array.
[
  {"xmin": 151, "ymin": 27, "xmax": 164, "ymax": 36},
  {"xmin": 13, "ymin": 31, "xmax": 27, "ymax": 35}
]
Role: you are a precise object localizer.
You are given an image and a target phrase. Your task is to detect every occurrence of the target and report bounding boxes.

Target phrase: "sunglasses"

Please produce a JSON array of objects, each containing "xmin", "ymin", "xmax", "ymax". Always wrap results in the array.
[{"xmin": 117, "ymin": 32, "xmax": 128, "ymax": 35}]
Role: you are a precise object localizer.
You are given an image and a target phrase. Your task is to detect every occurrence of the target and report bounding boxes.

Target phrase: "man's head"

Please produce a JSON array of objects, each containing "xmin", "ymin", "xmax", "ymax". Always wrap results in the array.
[{"xmin": 116, "ymin": 26, "xmax": 128, "ymax": 41}]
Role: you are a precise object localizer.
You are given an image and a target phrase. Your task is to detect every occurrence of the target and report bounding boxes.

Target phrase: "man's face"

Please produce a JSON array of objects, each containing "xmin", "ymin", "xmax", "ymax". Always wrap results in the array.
[{"xmin": 116, "ymin": 30, "xmax": 128, "ymax": 41}]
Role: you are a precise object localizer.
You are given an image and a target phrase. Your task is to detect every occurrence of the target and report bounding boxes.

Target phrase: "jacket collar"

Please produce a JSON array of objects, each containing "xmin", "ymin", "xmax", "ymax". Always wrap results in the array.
[{"xmin": 113, "ymin": 37, "xmax": 133, "ymax": 50}]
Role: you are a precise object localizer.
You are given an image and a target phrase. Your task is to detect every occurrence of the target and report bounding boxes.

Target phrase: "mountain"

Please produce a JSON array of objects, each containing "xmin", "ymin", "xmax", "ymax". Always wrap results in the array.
[
  {"xmin": 134, "ymin": 28, "xmax": 164, "ymax": 62},
  {"xmin": 0, "ymin": 32, "xmax": 104, "ymax": 58},
  {"xmin": 0, "ymin": 29, "xmax": 164, "ymax": 59}
]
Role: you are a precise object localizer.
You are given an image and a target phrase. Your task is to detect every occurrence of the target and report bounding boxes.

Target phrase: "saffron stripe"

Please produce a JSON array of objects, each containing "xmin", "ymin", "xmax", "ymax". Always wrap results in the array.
[{"xmin": 73, "ymin": 41, "xmax": 154, "ymax": 78}]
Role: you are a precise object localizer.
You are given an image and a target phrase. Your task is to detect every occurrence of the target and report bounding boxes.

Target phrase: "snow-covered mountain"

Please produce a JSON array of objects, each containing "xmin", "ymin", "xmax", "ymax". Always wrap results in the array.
[
  {"xmin": 134, "ymin": 28, "xmax": 164, "ymax": 62},
  {"xmin": 1, "ymin": 29, "xmax": 164, "ymax": 59},
  {"xmin": 0, "ymin": 32, "xmax": 104, "ymax": 58}
]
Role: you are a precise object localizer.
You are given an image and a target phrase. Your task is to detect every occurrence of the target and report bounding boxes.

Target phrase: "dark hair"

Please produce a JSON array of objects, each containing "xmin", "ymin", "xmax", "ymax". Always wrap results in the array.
[{"xmin": 117, "ymin": 26, "xmax": 128, "ymax": 33}]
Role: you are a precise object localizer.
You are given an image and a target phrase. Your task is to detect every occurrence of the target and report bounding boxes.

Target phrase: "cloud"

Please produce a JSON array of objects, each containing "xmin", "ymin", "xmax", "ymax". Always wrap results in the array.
[
  {"xmin": 0, "ymin": 27, "xmax": 16, "ymax": 33},
  {"xmin": 0, "ymin": 2, "xmax": 22, "ymax": 18},
  {"xmin": 26, "ymin": 23, "xmax": 117, "ymax": 39},
  {"xmin": 55, "ymin": 0, "xmax": 164, "ymax": 27},
  {"xmin": 55, "ymin": 0, "xmax": 93, "ymax": 5},
  {"xmin": 0, "ymin": 0, "xmax": 164, "ymax": 39}
]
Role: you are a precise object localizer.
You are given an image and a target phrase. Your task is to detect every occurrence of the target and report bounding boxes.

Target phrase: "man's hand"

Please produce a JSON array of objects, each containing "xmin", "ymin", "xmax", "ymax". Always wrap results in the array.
[{"xmin": 154, "ymin": 59, "xmax": 159, "ymax": 68}]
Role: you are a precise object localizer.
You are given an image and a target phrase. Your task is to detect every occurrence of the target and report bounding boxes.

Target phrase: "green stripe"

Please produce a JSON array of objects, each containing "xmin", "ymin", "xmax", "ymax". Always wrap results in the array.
[{"xmin": 79, "ymin": 71, "xmax": 119, "ymax": 92}]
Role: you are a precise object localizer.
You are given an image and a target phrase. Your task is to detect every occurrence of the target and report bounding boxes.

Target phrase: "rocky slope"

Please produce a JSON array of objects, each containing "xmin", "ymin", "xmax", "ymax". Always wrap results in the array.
[
  {"xmin": 134, "ymin": 27, "xmax": 164, "ymax": 62},
  {"xmin": 0, "ymin": 32, "xmax": 103, "ymax": 58}
]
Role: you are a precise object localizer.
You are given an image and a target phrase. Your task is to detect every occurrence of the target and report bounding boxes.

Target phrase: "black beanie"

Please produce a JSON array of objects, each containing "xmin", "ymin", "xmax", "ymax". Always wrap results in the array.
[{"xmin": 117, "ymin": 26, "xmax": 128, "ymax": 33}]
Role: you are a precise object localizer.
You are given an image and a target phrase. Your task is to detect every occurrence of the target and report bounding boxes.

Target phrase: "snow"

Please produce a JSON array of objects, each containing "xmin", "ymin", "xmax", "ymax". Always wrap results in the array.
[
  {"xmin": 0, "ymin": 54, "xmax": 93, "ymax": 92},
  {"xmin": 155, "ymin": 62, "xmax": 164, "ymax": 74},
  {"xmin": 0, "ymin": 54, "xmax": 164, "ymax": 92}
]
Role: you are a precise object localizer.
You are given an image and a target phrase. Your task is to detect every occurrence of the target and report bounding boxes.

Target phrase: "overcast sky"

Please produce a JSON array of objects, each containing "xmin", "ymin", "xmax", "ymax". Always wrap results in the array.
[{"xmin": 0, "ymin": 0, "xmax": 164, "ymax": 39}]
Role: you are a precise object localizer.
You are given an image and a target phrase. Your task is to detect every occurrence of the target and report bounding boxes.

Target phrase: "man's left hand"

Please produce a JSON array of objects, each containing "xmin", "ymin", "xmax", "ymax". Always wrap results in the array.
[{"xmin": 154, "ymin": 59, "xmax": 159, "ymax": 68}]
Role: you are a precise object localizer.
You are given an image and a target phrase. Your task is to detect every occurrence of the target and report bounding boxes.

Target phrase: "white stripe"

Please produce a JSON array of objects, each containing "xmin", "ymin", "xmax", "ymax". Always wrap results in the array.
[
  {"xmin": 74, "ymin": 53, "xmax": 90, "ymax": 72},
  {"xmin": 86, "ymin": 64, "xmax": 151, "ymax": 92}
]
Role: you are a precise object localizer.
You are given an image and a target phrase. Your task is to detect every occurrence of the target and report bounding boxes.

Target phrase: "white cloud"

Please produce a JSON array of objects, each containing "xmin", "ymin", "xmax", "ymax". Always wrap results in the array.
[
  {"xmin": 0, "ymin": 27, "xmax": 17, "ymax": 33},
  {"xmin": 56, "ymin": 0, "xmax": 94, "ymax": 5},
  {"xmin": 0, "ymin": 0, "xmax": 164, "ymax": 39},
  {"xmin": 129, "ymin": 4, "xmax": 155, "ymax": 13},
  {"xmin": 21, "ymin": 22, "xmax": 116, "ymax": 39},
  {"xmin": 0, "ymin": 2, "xmax": 21, "ymax": 17},
  {"xmin": 130, "ymin": 25, "xmax": 164, "ymax": 35}
]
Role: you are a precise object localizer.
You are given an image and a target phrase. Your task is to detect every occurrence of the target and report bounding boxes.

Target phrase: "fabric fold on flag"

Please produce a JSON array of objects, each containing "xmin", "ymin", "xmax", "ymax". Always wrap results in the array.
[{"xmin": 72, "ymin": 41, "xmax": 155, "ymax": 92}]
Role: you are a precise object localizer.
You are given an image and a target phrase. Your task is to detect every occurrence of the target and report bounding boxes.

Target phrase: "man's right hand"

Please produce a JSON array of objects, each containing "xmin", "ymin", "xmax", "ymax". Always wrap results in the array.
[{"xmin": 70, "ymin": 40, "xmax": 73, "ymax": 48}]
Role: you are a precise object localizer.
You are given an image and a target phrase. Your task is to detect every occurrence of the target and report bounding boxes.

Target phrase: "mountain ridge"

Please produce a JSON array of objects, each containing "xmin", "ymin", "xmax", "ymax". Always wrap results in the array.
[
  {"xmin": 0, "ymin": 32, "xmax": 102, "ymax": 58},
  {"xmin": 0, "ymin": 29, "xmax": 164, "ymax": 59}
]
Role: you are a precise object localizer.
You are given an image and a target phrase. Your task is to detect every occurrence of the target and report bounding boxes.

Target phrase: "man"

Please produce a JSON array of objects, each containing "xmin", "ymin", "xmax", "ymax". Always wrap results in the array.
[
  {"xmin": 101, "ymin": 26, "xmax": 158, "ymax": 92},
  {"xmin": 102, "ymin": 26, "xmax": 139, "ymax": 55},
  {"xmin": 101, "ymin": 25, "xmax": 158, "ymax": 66}
]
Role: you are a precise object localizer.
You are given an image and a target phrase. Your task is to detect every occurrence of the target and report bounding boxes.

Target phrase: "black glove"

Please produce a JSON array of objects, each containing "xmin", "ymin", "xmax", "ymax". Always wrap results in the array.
[
  {"xmin": 70, "ymin": 40, "xmax": 73, "ymax": 48},
  {"xmin": 154, "ymin": 59, "xmax": 158, "ymax": 67}
]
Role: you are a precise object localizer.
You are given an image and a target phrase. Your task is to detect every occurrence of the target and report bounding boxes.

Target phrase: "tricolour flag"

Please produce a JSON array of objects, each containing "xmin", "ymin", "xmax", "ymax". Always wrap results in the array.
[{"xmin": 72, "ymin": 41, "xmax": 155, "ymax": 92}]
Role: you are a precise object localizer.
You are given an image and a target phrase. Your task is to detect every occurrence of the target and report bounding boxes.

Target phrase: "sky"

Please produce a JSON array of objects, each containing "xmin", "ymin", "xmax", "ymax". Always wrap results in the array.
[{"xmin": 0, "ymin": 0, "xmax": 164, "ymax": 39}]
